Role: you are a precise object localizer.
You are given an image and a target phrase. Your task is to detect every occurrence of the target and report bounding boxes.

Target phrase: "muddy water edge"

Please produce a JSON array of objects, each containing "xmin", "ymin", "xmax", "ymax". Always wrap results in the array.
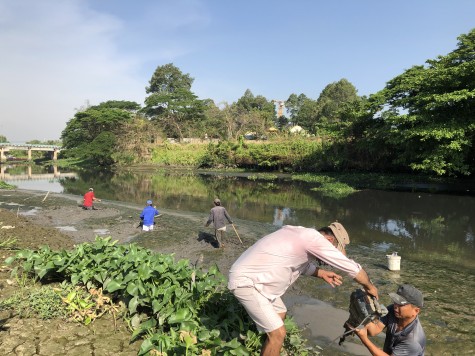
[{"xmin": 0, "ymin": 189, "xmax": 474, "ymax": 355}]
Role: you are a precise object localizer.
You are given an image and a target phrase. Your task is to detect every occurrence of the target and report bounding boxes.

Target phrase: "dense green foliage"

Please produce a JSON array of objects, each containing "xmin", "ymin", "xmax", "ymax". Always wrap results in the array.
[
  {"xmin": 57, "ymin": 29, "xmax": 475, "ymax": 177},
  {"xmin": 199, "ymin": 139, "xmax": 323, "ymax": 172},
  {"xmin": 6, "ymin": 237, "xmax": 316, "ymax": 355},
  {"xmin": 61, "ymin": 101, "xmax": 139, "ymax": 166},
  {"xmin": 346, "ymin": 29, "xmax": 475, "ymax": 176},
  {"xmin": 151, "ymin": 142, "xmax": 207, "ymax": 166}
]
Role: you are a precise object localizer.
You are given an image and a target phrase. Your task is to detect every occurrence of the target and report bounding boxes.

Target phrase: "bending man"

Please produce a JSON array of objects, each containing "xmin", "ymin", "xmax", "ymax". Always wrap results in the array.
[
  {"xmin": 228, "ymin": 222, "xmax": 378, "ymax": 356},
  {"xmin": 140, "ymin": 199, "xmax": 160, "ymax": 232},
  {"xmin": 83, "ymin": 187, "xmax": 101, "ymax": 210}
]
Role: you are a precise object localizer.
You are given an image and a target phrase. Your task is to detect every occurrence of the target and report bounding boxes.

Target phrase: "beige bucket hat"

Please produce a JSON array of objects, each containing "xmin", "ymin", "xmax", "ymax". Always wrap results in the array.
[{"xmin": 329, "ymin": 222, "xmax": 350, "ymax": 252}]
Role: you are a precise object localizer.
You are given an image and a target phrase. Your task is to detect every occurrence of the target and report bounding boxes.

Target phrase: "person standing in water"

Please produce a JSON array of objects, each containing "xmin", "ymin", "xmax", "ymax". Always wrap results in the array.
[{"xmin": 205, "ymin": 198, "xmax": 233, "ymax": 248}]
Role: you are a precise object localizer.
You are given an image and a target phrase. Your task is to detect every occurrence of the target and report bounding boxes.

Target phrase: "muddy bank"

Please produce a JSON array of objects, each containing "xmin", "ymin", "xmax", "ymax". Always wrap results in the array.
[{"xmin": 0, "ymin": 189, "xmax": 373, "ymax": 355}]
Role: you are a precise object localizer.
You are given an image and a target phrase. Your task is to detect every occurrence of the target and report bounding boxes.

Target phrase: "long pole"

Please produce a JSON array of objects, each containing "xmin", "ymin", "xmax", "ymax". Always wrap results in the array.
[{"xmin": 231, "ymin": 224, "xmax": 243, "ymax": 244}]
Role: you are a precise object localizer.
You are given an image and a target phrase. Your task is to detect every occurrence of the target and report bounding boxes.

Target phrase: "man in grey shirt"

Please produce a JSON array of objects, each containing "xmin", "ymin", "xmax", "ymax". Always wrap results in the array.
[
  {"xmin": 353, "ymin": 284, "xmax": 426, "ymax": 356},
  {"xmin": 205, "ymin": 198, "xmax": 233, "ymax": 248}
]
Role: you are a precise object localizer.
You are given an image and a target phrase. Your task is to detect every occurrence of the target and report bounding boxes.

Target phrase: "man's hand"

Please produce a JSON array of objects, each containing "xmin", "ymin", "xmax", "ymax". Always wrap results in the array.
[
  {"xmin": 317, "ymin": 269, "xmax": 343, "ymax": 287},
  {"xmin": 364, "ymin": 284, "xmax": 379, "ymax": 300},
  {"xmin": 348, "ymin": 322, "xmax": 368, "ymax": 339}
]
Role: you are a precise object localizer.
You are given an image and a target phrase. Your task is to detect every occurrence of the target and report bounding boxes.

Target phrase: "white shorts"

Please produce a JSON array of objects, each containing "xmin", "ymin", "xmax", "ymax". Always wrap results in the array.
[
  {"xmin": 143, "ymin": 224, "xmax": 154, "ymax": 231},
  {"xmin": 232, "ymin": 287, "xmax": 286, "ymax": 333},
  {"xmin": 217, "ymin": 226, "xmax": 226, "ymax": 232}
]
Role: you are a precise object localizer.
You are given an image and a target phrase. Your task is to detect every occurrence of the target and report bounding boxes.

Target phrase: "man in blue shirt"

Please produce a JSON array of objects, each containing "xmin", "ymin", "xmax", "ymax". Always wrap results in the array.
[
  {"xmin": 353, "ymin": 284, "xmax": 426, "ymax": 356},
  {"xmin": 140, "ymin": 200, "xmax": 160, "ymax": 232}
]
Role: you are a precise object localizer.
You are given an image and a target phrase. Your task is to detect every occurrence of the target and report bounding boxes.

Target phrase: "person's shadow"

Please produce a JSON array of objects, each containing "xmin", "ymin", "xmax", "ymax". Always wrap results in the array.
[{"xmin": 198, "ymin": 231, "xmax": 219, "ymax": 248}]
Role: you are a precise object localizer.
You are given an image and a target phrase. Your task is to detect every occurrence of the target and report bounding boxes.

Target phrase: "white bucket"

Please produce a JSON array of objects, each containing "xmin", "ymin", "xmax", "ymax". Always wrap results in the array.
[{"xmin": 386, "ymin": 252, "xmax": 401, "ymax": 271}]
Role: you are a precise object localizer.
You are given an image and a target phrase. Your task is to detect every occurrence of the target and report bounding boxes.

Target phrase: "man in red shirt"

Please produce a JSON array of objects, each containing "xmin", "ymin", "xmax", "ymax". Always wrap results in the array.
[{"xmin": 83, "ymin": 188, "xmax": 101, "ymax": 210}]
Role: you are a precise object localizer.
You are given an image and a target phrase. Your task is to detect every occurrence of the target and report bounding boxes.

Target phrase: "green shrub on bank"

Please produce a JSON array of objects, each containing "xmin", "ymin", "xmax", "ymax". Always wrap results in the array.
[
  {"xmin": 199, "ymin": 139, "xmax": 324, "ymax": 171},
  {"xmin": 0, "ymin": 181, "xmax": 16, "ymax": 189},
  {"xmin": 151, "ymin": 142, "xmax": 207, "ymax": 166}
]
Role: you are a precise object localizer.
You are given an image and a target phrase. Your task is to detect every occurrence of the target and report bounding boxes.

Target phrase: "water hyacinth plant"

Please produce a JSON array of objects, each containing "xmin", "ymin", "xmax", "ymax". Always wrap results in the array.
[{"xmin": 5, "ymin": 237, "xmax": 318, "ymax": 355}]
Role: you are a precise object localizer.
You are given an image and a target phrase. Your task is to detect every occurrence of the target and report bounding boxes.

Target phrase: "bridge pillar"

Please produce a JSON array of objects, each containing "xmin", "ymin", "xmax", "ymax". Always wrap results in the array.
[
  {"xmin": 28, "ymin": 165, "xmax": 32, "ymax": 179},
  {"xmin": 53, "ymin": 165, "xmax": 59, "ymax": 177},
  {"xmin": 28, "ymin": 149, "xmax": 32, "ymax": 161},
  {"xmin": 0, "ymin": 148, "xmax": 5, "ymax": 162},
  {"xmin": 0, "ymin": 165, "xmax": 5, "ymax": 178},
  {"xmin": 53, "ymin": 150, "xmax": 58, "ymax": 161}
]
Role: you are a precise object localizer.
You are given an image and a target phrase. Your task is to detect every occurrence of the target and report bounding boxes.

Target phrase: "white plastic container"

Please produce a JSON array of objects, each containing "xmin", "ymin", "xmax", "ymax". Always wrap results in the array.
[{"xmin": 386, "ymin": 252, "xmax": 401, "ymax": 271}]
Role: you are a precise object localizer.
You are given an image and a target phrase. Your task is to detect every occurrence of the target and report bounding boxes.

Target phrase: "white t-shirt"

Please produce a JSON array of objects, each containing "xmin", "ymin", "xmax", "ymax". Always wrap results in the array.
[{"xmin": 228, "ymin": 225, "xmax": 362, "ymax": 300}]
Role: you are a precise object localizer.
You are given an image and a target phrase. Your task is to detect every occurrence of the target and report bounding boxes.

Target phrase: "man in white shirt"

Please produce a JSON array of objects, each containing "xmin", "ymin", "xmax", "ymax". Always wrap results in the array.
[{"xmin": 228, "ymin": 222, "xmax": 378, "ymax": 356}]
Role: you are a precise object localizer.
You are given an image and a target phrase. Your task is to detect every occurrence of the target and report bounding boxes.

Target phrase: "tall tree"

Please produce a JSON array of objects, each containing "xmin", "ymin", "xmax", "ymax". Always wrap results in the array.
[
  {"xmin": 235, "ymin": 89, "xmax": 275, "ymax": 135},
  {"xmin": 144, "ymin": 63, "xmax": 204, "ymax": 139},
  {"xmin": 285, "ymin": 93, "xmax": 313, "ymax": 127},
  {"xmin": 61, "ymin": 101, "xmax": 137, "ymax": 165},
  {"xmin": 377, "ymin": 29, "xmax": 475, "ymax": 176},
  {"xmin": 314, "ymin": 79, "xmax": 360, "ymax": 137}
]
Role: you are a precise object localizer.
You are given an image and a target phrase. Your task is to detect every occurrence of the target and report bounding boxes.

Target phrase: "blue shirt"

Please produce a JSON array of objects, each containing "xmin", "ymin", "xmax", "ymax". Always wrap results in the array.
[
  {"xmin": 140, "ymin": 205, "xmax": 159, "ymax": 226},
  {"xmin": 381, "ymin": 305, "xmax": 426, "ymax": 356}
]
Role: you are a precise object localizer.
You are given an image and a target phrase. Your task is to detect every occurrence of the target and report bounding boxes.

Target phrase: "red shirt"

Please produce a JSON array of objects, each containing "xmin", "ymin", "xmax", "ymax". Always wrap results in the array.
[{"xmin": 83, "ymin": 191, "xmax": 95, "ymax": 207}]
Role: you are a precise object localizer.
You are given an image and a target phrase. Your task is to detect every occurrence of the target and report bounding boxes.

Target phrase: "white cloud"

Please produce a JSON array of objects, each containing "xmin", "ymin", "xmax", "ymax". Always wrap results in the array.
[{"xmin": 0, "ymin": 0, "xmax": 145, "ymax": 141}]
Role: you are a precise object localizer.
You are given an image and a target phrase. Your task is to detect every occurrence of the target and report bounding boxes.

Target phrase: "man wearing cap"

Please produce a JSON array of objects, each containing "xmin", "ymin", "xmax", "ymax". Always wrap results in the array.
[
  {"xmin": 228, "ymin": 222, "xmax": 378, "ymax": 356},
  {"xmin": 353, "ymin": 284, "xmax": 426, "ymax": 356},
  {"xmin": 82, "ymin": 187, "xmax": 101, "ymax": 210},
  {"xmin": 205, "ymin": 198, "xmax": 233, "ymax": 248},
  {"xmin": 140, "ymin": 199, "xmax": 160, "ymax": 232}
]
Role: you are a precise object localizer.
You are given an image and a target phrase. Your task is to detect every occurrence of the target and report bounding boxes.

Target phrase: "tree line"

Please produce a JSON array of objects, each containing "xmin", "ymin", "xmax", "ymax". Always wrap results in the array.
[{"xmin": 54, "ymin": 29, "xmax": 475, "ymax": 177}]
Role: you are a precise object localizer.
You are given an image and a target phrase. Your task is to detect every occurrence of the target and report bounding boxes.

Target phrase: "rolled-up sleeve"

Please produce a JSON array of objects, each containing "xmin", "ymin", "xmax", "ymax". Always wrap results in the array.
[{"xmin": 306, "ymin": 233, "xmax": 362, "ymax": 278}]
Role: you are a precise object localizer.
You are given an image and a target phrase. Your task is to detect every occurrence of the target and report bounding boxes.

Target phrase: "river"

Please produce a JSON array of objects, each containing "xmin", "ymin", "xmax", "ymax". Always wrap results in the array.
[{"xmin": 3, "ymin": 164, "xmax": 475, "ymax": 355}]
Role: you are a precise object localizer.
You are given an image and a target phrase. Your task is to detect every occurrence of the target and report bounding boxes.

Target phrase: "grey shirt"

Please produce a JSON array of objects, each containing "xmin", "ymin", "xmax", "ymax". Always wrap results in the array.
[
  {"xmin": 206, "ymin": 206, "xmax": 233, "ymax": 229},
  {"xmin": 381, "ymin": 305, "xmax": 426, "ymax": 356}
]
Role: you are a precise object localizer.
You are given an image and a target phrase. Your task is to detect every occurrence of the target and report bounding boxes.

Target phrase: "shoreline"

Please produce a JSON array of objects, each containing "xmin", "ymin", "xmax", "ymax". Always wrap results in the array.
[{"xmin": 0, "ymin": 188, "xmax": 367, "ymax": 355}]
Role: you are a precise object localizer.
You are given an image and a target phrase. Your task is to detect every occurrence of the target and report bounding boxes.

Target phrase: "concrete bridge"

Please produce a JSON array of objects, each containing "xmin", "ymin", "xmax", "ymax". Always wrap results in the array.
[{"xmin": 0, "ymin": 143, "xmax": 62, "ymax": 162}]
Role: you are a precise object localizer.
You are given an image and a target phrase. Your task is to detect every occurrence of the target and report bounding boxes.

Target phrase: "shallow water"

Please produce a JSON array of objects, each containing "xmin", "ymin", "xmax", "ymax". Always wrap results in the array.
[{"xmin": 5, "ymin": 166, "xmax": 475, "ymax": 355}]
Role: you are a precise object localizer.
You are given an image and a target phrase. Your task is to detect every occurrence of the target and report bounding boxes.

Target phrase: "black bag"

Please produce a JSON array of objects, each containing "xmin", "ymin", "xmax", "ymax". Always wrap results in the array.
[{"xmin": 339, "ymin": 289, "xmax": 387, "ymax": 345}]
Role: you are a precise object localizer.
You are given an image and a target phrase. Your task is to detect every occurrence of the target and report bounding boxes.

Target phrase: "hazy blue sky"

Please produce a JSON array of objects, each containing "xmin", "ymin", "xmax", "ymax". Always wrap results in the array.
[{"xmin": 1, "ymin": 0, "xmax": 474, "ymax": 142}]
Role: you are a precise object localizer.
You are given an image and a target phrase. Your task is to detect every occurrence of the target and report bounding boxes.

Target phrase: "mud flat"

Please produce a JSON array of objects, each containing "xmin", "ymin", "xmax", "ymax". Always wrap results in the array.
[{"xmin": 0, "ymin": 189, "xmax": 386, "ymax": 355}]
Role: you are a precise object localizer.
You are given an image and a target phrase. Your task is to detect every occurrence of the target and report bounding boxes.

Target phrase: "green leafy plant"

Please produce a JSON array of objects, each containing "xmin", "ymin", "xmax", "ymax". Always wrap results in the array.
[{"xmin": 6, "ymin": 237, "xmax": 319, "ymax": 355}]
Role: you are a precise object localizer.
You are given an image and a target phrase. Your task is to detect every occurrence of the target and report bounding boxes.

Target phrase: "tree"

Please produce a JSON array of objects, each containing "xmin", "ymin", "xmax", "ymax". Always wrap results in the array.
[
  {"xmin": 235, "ymin": 89, "xmax": 275, "ymax": 136},
  {"xmin": 0, "ymin": 135, "xmax": 9, "ymax": 143},
  {"xmin": 314, "ymin": 79, "xmax": 360, "ymax": 137},
  {"xmin": 143, "ymin": 63, "xmax": 205, "ymax": 139},
  {"xmin": 61, "ymin": 101, "xmax": 137, "ymax": 165},
  {"xmin": 376, "ymin": 29, "xmax": 475, "ymax": 176},
  {"xmin": 285, "ymin": 93, "xmax": 310, "ymax": 126}
]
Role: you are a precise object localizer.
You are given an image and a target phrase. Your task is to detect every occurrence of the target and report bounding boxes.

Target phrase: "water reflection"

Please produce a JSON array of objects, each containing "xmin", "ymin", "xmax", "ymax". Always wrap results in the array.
[
  {"xmin": 273, "ymin": 207, "xmax": 291, "ymax": 227},
  {"xmin": 0, "ymin": 164, "xmax": 76, "ymax": 193},
  {"xmin": 57, "ymin": 169, "xmax": 475, "ymax": 271}
]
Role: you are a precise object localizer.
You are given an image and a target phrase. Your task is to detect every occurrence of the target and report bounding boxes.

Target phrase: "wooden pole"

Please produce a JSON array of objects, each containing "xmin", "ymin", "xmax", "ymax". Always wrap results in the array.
[
  {"xmin": 231, "ymin": 224, "xmax": 243, "ymax": 244},
  {"xmin": 42, "ymin": 191, "xmax": 50, "ymax": 202}
]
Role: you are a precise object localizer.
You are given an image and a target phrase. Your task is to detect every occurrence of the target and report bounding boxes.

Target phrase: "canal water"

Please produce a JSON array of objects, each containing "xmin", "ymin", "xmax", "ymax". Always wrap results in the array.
[{"xmin": 3, "ymin": 165, "xmax": 475, "ymax": 355}]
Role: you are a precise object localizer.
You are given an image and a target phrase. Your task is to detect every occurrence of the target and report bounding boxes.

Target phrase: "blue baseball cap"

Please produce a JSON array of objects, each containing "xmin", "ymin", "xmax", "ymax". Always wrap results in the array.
[{"xmin": 146, "ymin": 199, "xmax": 153, "ymax": 205}]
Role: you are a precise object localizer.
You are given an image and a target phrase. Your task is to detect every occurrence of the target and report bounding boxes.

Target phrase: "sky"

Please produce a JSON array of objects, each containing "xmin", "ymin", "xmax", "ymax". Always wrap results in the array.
[{"xmin": 1, "ymin": 0, "xmax": 474, "ymax": 142}]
